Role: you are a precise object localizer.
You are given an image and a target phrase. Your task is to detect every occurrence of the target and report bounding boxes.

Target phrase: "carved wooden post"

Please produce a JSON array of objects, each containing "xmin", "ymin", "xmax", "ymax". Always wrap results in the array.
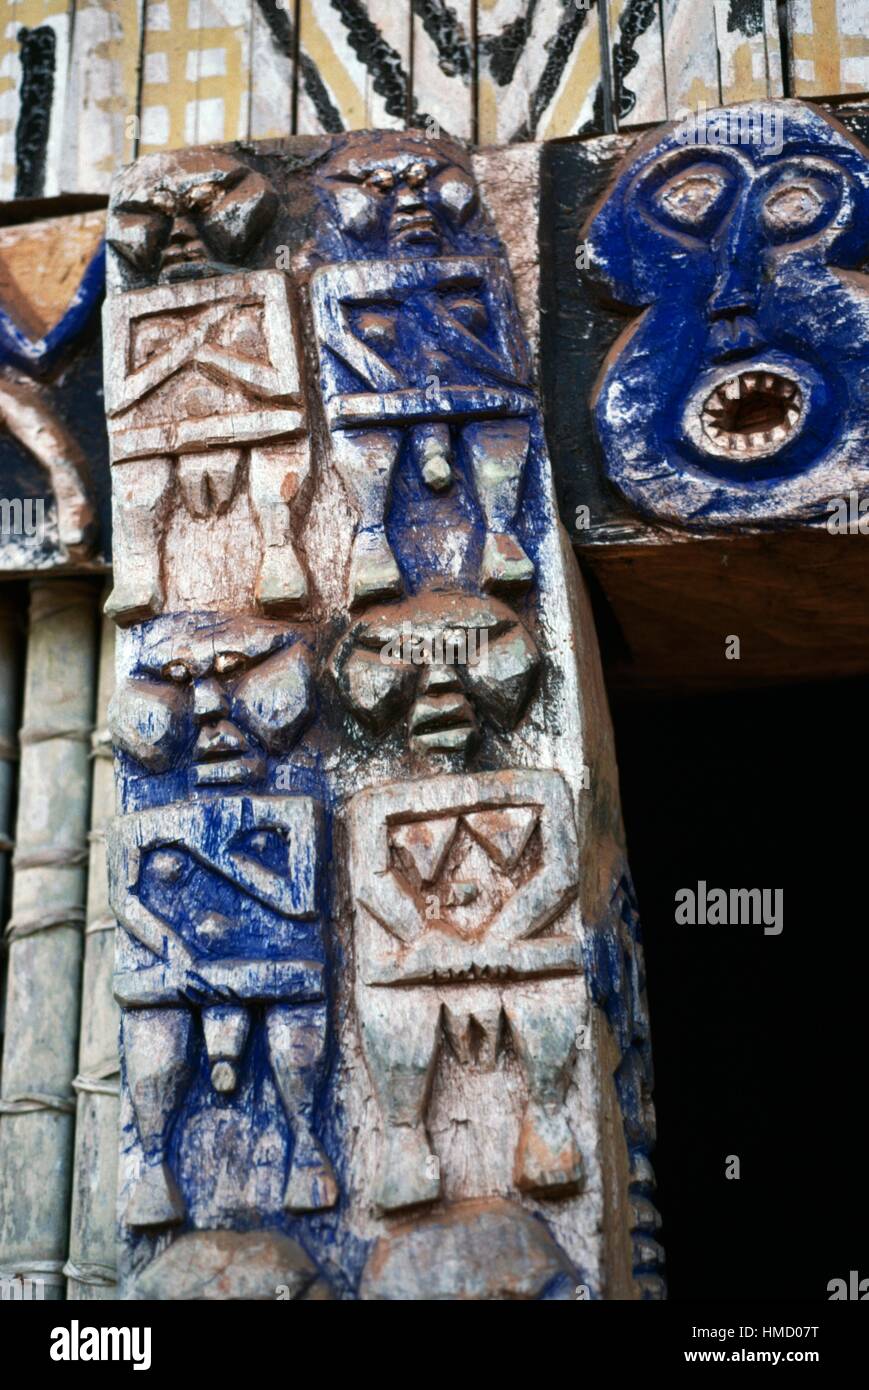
[
  {"xmin": 0, "ymin": 579, "xmax": 98, "ymax": 1299},
  {"xmin": 0, "ymin": 598, "xmax": 19, "ymax": 925},
  {"xmin": 65, "ymin": 599, "xmax": 120, "ymax": 1299},
  {"xmin": 103, "ymin": 132, "xmax": 660, "ymax": 1300}
]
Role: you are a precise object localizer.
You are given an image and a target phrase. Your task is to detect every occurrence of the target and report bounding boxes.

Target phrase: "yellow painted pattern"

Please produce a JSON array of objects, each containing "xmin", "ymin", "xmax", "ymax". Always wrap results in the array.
[
  {"xmin": 139, "ymin": 0, "xmax": 251, "ymax": 155},
  {"xmin": 791, "ymin": 0, "xmax": 869, "ymax": 96},
  {"xmin": 297, "ymin": 0, "xmax": 411, "ymax": 134},
  {"xmin": 100, "ymin": 0, "xmax": 144, "ymax": 169},
  {"xmin": 475, "ymin": 0, "xmax": 524, "ymax": 146},
  {"xmin": 0, "ymin": 0, "xmax": 866, "ymax": 195},
  {"xmin": 298, "ymin": 0, "xmax": 367, "ymax": 132},
  {"xmin": 539, "ymin": 7, "xmax": 602, "ymax": 141},
  {"xmin": 720, "ymin": 41, "xmax": 770, "ymax": 106}
]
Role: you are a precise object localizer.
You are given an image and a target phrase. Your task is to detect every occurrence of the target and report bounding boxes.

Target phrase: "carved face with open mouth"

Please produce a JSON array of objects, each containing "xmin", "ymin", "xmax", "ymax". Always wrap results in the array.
[
  {"xmin": 684, "ymin": 362, "xmax": 806, "ymax": 461},
  {"xmin": 583, "ymin": 102, "xmax": 869, "ymax": 525},
  {"xmin": 109, "ymin": 615, "xmax": 314, "ymax": 786}
]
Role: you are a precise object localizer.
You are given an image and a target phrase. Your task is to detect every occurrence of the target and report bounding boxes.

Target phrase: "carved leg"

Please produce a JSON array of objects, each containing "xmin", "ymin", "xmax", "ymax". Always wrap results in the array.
[
  {"xmin": 176, "ymin": 448, "xmax": 241, "ymax": 518},
  {"xmin": 46, "ymin": 457, "xmax": 96, "ymax": 557},
  {"xmin": 202, "ymin": 1005, "xmax": 250, "ymax": 1093},
  {"xmin": 442, "ymin": 1000, "xmax": 503, "ymax": 1071},
  {"xmin": 359, "ymin": 989, "xmax": 442, "ymax": 1213},
  {"xmin": 248, "ymin": 442, "xmax": 310, "ymax": 615},
  {"xmin": 504, "ymin": 981, "xmax": 584, "ymax": 1199},
  {"xmin": 122, "ymin": 1008, "xmax": 192, "ymax": 1229},
  {"xmin": 463, "ymin": 418, "xmax": 534, "ymax": 593},
  {"xmin": 409, "ymin": 421, "xmax": 453, "ymax": 492},
  {"xmin": 264, "ymin": 1003, "xmax": 338, "ymax": 1213},
  {"xmin": 105, "ymin": 457, "xmax": 172, "ymax": 625},
  {"xmin": 331, "ymin": 428, "xmax": 403, "ymax": 606}
]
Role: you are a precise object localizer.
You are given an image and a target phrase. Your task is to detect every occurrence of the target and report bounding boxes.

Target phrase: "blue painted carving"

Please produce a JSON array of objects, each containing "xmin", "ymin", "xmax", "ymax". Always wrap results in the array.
[
  {"xmin": 583, "ymin": 102, "xmax": 869, "ymax": 528},
  {"xmin": 585, "ymin": 872, "xmax": 664, "ymax": 1297},
  {"xmin": 0, "ymin": 241, "xmax": 105, "ymax": 373},
  {"xmin": 109, "ymin": 612, "xmax": 344, "ymax": 1281},
  {"xmin": 310, "ymin": 133, "xmax": 537, "ymax": 605},
  {"xmin": 109, "ymin": 613, "xmax": 316, "ymax": 810}
]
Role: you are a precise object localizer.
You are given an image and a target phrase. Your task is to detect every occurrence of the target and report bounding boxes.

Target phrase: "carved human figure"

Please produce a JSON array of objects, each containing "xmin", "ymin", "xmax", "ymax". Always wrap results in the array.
[
  {"xmin": 104, "ymin": 151, "xmax": 309, "ymax": 623},
  {"xmin": 583, "ymin": 102, "xmax": 869, "ymax": 526},
  {"xmin": 348, "ymin": 771, "xmax": 585, "ymax": 1214},
  {"xmin": 329, "ymin": 590, "xmax": 540, "ymax": 759},
  {"xmin": 310, "ymin": 134, "xmax": 536, "ymax": 606},
  {"xmin": 108, "ymin": 616, "xmax": 336, "ymax": 1228}
]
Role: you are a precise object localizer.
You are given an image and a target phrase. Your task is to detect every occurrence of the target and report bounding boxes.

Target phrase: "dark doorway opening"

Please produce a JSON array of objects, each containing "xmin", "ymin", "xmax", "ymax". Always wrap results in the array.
[{"xmin": 611, "ymin": 678, "xmax": 867, "ymax": 1301}]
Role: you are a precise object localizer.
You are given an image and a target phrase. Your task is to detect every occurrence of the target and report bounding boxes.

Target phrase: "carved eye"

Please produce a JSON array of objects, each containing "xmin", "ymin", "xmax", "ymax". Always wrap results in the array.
[
  {"xmin": 404, "ymin": 161, "xmax": 429, "ymax": 189},
  {"xmin": 653, "ymin": 166, "xmax": 733, "ymax": 235},
  {"xmin": 762, "ymin": 177, "xmax": 837, "ymax": 240},
  {"xmin": 187, "ymin": 181, "xmax": 219, "ymax": 209},
  {"xmin": 214, "ymin": 651, "xmax": 245, "ymax": 676},
  {"xmin": 367, "ymin": 168, "xmax": 396, "ymax": 193},
  {"xmin": 107, "ymin": 209, "xmax": 168, "ymax": 271},
  {"xmin": 148, "ymin": 849, "xmax": 186, "ymax": 884},
  {"xmin": 161, "ymin": 660, "xmax": 190, "ymax": 684}
]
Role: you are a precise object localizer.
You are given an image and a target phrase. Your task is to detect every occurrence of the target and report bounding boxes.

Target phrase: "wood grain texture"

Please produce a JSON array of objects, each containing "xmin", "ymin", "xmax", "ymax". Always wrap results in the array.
[
  {"xmin": 788, "ymin": 0, "xmax": 869, "ymax": 98},
  {"xmin": 0, "ymin": 581, "xmax": 98, "ymax": 1299},
  {"xmin": 65, "ymin": 602, "xmax": 120, "ymax": 1301},
  {"xmin": 584, "ymin": 530, "xmax": 869, "ymax": 694},
  {"xmin": 60, "ymin": 0, "xmax": 144, "ymax": 195},
  {"xmin": 715, "ymin": 0, "xmax": 778, "ymax": 104},
  {"xmin": 0, "ymin": 600, "xmax": 19, "ymax": 941},
  {"xmin": 101, "ymin": 132, "xmax": 657, "ymax": 1299},
  {"xmin": 296, "ymin": 0, "xmax": 412, "ymax": 134},
  {"xmin": 0, "ymin": 209, "xmax": 105, "ymax": 339},
  {"xmin": 138, "ymin": 0, "xmax": 254, "ymax": 156}
]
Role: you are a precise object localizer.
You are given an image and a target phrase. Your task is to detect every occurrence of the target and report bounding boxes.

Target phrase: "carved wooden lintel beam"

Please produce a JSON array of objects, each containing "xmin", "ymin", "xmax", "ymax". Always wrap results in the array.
[{"xmin": 539, "ymin": 102, "xmax": 869, "ymax": 693}]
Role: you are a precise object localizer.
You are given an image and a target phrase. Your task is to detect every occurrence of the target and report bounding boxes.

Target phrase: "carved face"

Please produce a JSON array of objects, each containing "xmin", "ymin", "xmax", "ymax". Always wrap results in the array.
[
  {"xmin": 317, "ymin": 135, "xmax": 479, "ymax": 252},
  {"xmin": 110, "ymin": 616, "xmax": 314, "ymax": 784},
  {"xmin": 329, "ymin": 593, "xmax": 540, "ymax": 758},
  {"xmin": 107, "ymin": 150, "xmax": 276, "ymax": 284},
  {"xmin": 584, "ymin": 103, "xmax": 869, "ymax": 525}
]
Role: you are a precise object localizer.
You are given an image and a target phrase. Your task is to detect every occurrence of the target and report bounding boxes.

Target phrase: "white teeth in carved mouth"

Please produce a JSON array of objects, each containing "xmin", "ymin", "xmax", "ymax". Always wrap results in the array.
[{"xmin": 700, "ymin": 371, "xmax": 803, "ymax": 457}]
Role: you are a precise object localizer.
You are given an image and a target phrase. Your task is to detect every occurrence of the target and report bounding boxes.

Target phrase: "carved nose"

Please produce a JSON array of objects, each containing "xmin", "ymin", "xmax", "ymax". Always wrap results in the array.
[
  {"xmin": 707, "ymin": 200, "xmax": 763, "ymax": 321},
  {"xmin": 192, "ymin": 678, "xmax": 228, "ymax": 722},
  {"xmin": 394, "ymin": 186, "xmax": 426, "ymax": 212},
  {"xmin": 168, "ymin": 213, "xmax": 199, "ymax": 245},
  {"xmin": 707, "ymin": 292, "xmax": 757, "ymax": 323},
  {"xmin": 419, "ymin": 662, "xmax": 461, "ymax": 695}
]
